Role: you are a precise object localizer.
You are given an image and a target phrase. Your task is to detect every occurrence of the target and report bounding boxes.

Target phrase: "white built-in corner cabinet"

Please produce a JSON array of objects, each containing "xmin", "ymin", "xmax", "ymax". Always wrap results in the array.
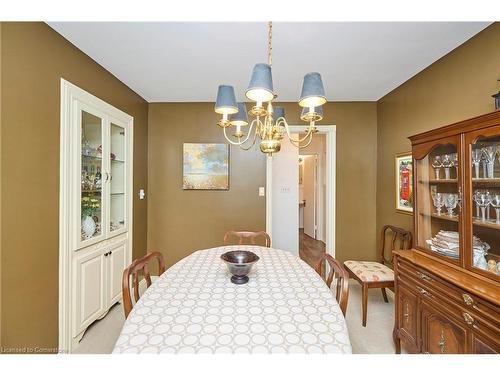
[{"xmin": 59, "ymin": 79, "xmax": 133, "ymax": 352}]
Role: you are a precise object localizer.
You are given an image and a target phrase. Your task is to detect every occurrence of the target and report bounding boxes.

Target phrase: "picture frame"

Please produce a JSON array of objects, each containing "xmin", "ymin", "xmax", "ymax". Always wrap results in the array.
[
  {"xmin": 395, "ymin": 152, "xmax": 413, "ymax": 214},
  {"xmin": 183, "ymin": 143, "xmax": 230, "ymax": 190}
]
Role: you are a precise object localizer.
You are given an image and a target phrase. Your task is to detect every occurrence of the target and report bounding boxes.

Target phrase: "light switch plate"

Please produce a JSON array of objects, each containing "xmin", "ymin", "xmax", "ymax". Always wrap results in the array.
[
  {"xmin": 259, "ymin": 187, "xmax": 265, "ymax": 196},
  {"xmin": 280, "ymin": 186, "xmax": 291, "ymax": 194},
  {"xmin": 139, "ymin": 189, "xmax": 146, "ymax": 200}
]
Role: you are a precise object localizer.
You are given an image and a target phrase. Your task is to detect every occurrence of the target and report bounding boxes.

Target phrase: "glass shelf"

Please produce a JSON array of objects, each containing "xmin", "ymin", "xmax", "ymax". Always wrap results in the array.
[
  {"xmin": 419, "ymin": 179, "xmax": 457, "ymax": 184},
  {"xmin": 422, "ymin": 212, "xmax": 500, "ymax": 230}
]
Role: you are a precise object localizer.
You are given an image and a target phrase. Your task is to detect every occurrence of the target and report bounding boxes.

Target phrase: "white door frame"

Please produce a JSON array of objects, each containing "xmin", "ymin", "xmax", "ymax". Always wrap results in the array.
[{"xmin": 266, "ymin": 125, "xmax": 336, "ymax": 257}]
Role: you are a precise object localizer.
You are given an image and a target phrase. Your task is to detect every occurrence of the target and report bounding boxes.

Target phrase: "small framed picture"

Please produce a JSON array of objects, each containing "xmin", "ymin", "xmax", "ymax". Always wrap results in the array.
[
  {"xmin": 183, "ymin": 143, "xmax": 229, "ymax": 190},
  {"xmin": 395, "ymin": 152, "xmax": 413, "ymax": 214}
]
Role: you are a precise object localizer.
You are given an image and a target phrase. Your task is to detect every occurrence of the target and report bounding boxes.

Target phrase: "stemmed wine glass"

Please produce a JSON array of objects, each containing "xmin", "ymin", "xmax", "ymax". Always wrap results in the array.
[
  {"xmin": 491, "ymin": 194, "xmax": 500, "ymax": 224},
  {"xmin": 473, "ymin": 192, "xmax": 492, "ymax": 222},
  {"xmin": 444, "ymin": 193, "xmax": 458, "ymax": 217},
  {"xmin": 442, "ymin": 154, "xmax": 453, "ymax": 180},
  {"xmin": 471, "ymin": 149, "xmax": 482, "ymax": 179},
  {"xmin": 432, "ymin": 193, "xmax": 445, "ymax": 215},
  {"xmin": 482, "ymin": 146, "xmax": 496, "ymax": 179},
  {"xmin": 496, "ymin": 144, "xmax": 500, "ymax": 169},
  {"xmin": 451, "ymin": 153, "xmax": 458, "ymax": 179},
  {"xmin": 432, "ymin": 156, "xmax": 443, "ymax": 180}
]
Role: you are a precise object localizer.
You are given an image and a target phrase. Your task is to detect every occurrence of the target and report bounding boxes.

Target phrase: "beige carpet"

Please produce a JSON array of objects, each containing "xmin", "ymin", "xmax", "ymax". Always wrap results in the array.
[{"xmin": 74, "ymin": 280, "xmax": 397, "ymax": 354}]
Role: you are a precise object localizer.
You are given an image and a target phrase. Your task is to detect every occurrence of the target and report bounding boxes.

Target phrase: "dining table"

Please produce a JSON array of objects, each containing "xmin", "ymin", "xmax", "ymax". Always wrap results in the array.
[{"xmin": 113, "ymin": 245, "xmax": 352, "ymax": 354}]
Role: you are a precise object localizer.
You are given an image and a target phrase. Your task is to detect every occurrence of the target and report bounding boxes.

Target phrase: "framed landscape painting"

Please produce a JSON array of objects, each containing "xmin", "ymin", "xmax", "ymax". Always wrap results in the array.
[
  {"xmin": 395, "ymin": 152, "xmax": 413, "ymax": 214},
  {"xmin": 183, "ymin": 143, "xmax": 229, "ymax": 190}
]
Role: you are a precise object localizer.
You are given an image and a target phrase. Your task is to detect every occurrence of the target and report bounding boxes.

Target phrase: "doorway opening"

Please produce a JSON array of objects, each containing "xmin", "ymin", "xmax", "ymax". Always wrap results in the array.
[
  {"xmin": 266, "ymin": 125, "xmax": 336, "ymax": 269},
  {"xmin": 298, "ymin": 135, "xmax": 326, "ymax": 271}
]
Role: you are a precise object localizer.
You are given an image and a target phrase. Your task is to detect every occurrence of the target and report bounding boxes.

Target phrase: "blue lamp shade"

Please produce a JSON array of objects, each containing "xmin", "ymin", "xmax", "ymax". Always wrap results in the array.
[
  {"xmin": 230, "ymin": 102, "xmax": 249, "ymax": 126},
  {"xmin": 273, "ymin": 107, "xmax": 285, "ymax": 122},
  {"xmin": 301, "ymin": 105, "xmax": 323, "ymax": 121},
  {"xmin": 245, "ymin": 63, "xmax": 274, "ymax": 103},
  {"xmin": 299, "ymin": 72, "xmax": 327, "ymax": 108},
  {"xmin": 215, "ymin": 85, "xmax": 238, "ymax": 115}
]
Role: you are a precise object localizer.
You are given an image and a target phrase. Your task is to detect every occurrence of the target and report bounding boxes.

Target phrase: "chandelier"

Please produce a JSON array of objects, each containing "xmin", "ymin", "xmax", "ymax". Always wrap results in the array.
[{"xmin": 214, "ymin": 22, "xmax": 327, "ymax": 154}]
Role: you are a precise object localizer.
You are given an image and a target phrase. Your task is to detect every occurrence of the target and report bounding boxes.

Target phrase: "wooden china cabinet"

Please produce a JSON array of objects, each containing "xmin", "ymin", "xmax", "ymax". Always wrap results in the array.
[{"xmin": 393, "ymin": 110, "xmax": 500, "ymax": 354}]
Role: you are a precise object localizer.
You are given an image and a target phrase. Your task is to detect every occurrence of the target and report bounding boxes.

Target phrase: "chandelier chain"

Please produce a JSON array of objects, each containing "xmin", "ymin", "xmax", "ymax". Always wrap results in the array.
[{"xmin": 268, "ymin": 21, "xmax": 272, "ymax": 67}]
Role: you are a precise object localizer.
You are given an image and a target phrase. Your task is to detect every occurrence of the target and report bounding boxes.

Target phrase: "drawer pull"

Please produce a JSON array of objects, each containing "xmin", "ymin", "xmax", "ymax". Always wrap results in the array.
[
  {"xmin": 461, "ymin": 293, "xmax": 479, "ymax": 310},
  {"xmin": 416, "ymin": 286, "xmax": 432, "ymax": 298},
  {"xmin": 416, "ymin": 271, "xmax": 433, "ymax": 282},
  {"xmin": 462, "ymin": 312, "xmax": 479, "ymax": 329}
]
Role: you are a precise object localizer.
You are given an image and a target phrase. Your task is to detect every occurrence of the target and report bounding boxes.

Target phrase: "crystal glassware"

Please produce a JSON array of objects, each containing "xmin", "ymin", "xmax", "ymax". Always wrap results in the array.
[
  {"xmin": 474, "ymin": 192, "xmax": 492, "ymax": 222},
  {"xmin": 451, "ymin": 153, "xmax": 458, "ymax": 179},
  {"xmin": 442, "ymin": 154, "xmax": 453, "ymax": 180},
  {"xmin": 482, "ymin": 146, "xmax": 496, "ymax": 179},
  {"xmin": 444, "ymin": 193, "xmax": 458, "ymax": 217},
  {"xmin": 432, "ymin": 155, "xmax": 443, "ymax": 180},
  {"xmin": 82, "ymin": 139, "xmax": 93, "ymax": 157},
  {"xmin": 473, "ymin": 190, "xmax": 481, "ymax": 218},
  {"xmin": 471, "ymin": 149, "xmax": 482, "ymax": 179},
  {"xmin": 432, "ymin": 192, "xmax": 445, "ymax": 215},
  {"xmin": 491, "ymin": 194, "xmax": 500, "ymax": 224}
]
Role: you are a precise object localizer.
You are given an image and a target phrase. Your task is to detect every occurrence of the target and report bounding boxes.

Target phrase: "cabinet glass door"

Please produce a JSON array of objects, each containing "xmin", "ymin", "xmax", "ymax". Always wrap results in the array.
[
  {"xmin": 109, "ymin": 121, "xmax": 126, "ymax": 234},
  {"xmin": 80, "ymin": 110, "xmax": 104, "ymax": 242},
  {"xmin": 468, "ymin": 133, "xmax": 500, "ymax": 278},
  {"xmin": 415, "ymin": 141, "xmax": 462, "ymax": 262}
]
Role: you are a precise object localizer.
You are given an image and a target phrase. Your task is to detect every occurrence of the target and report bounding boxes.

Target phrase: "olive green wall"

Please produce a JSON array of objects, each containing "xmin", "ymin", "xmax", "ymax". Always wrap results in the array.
[
  {"xmin": 376, "ymin": 22, "xmax": 500, "ymax": 239},
  {"xmin": 148, "ymin": 102, "xmax": 378, "ymax": 267},
  {"xmin": 0, "ymin": 22, "xmax": 149, "ymax": 351}
]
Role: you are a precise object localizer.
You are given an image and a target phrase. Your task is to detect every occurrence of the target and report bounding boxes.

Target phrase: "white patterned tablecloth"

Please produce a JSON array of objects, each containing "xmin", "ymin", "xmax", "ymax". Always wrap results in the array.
[{"xmin": 113, "ymin": 245, "xmax": 352, "ymax": 354}]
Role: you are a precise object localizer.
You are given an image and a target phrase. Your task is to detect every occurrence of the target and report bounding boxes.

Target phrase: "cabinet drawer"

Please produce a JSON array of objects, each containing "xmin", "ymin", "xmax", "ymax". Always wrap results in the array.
[
  {"xmin": 397, "ymin": 258, "xmax": 499, "ymax": 323},
  {"xmin": 398, "ymin": 271, "xmax": 500, "ymax": 343}
]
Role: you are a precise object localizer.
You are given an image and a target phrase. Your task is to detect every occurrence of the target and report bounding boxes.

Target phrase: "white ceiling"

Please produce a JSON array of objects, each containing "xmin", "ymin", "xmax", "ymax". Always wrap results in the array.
[{"xmin": 48, "ymin": 22, "xmax": 490, "ymax": 102}]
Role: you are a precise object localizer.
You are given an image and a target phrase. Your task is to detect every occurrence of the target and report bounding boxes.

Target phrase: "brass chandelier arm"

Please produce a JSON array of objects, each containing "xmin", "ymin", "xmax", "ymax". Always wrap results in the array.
[
  {"xmin": 222, "ymin": 118, "xmax": 258, "ymax": 146},
  {"xmin": 239, "ymin": 128, "xmax": 259, "ymax": 151},
  {"xmin": 277, "ymin": 117, "xmax": 315, "ymax": 143},
  {"xmin": 294, "ymin": 131, "xmax": 314, "ymax": 149}
]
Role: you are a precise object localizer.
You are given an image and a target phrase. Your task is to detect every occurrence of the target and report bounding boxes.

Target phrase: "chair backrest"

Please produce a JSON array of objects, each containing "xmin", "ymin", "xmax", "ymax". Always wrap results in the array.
[
  {"xmin": 317, "ymin": 254, "xmax": 349, "ymax": 316},
  {"xmin": 223, "ymin": 231, "xmax": 271, "ymax": 248},
  {"xmin": 380, "ymin": 225, "xmax": 412, "ymax": 266},
  {"xmin": 122, "ymin": 251, "xmax": 166, "ymax": 318}
]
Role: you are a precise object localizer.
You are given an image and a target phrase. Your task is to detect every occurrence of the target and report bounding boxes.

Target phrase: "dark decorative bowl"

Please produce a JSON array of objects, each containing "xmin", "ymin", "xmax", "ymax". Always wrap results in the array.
[{"xmin": 220, "ymin": 251, "xmax": 260, "ymax": 284}]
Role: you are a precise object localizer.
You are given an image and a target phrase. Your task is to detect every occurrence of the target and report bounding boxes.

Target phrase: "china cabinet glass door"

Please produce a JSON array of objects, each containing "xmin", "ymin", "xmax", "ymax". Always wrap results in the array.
[
  {"xmin": 80, "ymin": 107, "xmax": 106, "ymax": 243},
  {"xmin": 466, "ymin": 129, "xmax": 500, "ymax": 279},
  {"xmin": 415, "ymin": 137, "xmax": 462, "ymax": 263},
  {"xmin": 109, "ymin": 120, "xmax": 127, "ymax": 235}
]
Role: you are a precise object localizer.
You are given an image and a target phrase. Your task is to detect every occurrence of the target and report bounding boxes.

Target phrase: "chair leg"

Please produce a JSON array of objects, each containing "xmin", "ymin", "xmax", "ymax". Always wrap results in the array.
[
  {"xmin": 362, "ymin": 284, "xmax": 368, "ymax": 327},
  {"xmin": 381, "ymin": 287, "xmax": 389, "ymax": 303}
]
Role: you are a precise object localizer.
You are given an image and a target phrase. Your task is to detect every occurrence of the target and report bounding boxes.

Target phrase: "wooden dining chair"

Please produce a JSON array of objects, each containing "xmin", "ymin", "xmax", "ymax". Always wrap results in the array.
[
  {"xmin": 316, "ymin": 254, "xmax": 349, "ymax": 316},
  {"xmin": 122, "ymin": 251, "xmax": 166, "ymax": 318},
  {"xmin": 344, "ymin": 225, "xmax": 412, "ymax": 326},
  {"xmin": 223, "ymin": 230, "xmax": 271, "ymax": 248}
]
